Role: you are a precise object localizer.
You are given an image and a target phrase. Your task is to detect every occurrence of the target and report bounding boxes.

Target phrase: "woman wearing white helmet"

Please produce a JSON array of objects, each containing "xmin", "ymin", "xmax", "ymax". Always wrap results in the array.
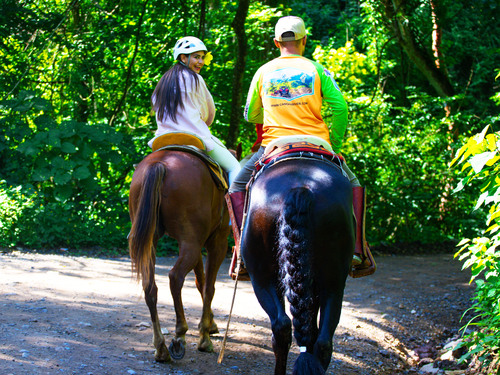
[{"xmin": 149, "ymin": 36, "xmax": 241, "ymax": 185}]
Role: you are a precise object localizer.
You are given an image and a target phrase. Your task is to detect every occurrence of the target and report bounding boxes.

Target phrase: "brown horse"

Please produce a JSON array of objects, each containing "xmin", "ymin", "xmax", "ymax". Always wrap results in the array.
[{"xmin": 128, "ymin": 149, "xmax": 230, "ymax": 362}]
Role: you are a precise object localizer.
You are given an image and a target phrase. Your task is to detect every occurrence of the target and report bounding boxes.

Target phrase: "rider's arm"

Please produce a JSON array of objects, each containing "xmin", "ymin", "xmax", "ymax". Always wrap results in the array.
[
  {"xmin": 205, "ymin": 88, "xmax": 215, "ymax": 127},
  {"xmin": 191, "ymin": 74, "xmax": 216, "ymax": 127},
  {"xmin": 314, "ymin": 62, "xmax": 348, "ymax": 153},
  {"xmin": 244, "ymin": 68, "xmax": 264, "ymax": 124}
]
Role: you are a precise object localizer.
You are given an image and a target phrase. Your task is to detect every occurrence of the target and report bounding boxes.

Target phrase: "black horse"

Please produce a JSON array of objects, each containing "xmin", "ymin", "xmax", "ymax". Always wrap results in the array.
[{"xmin": 240, "ymin": 155, "xmax": 354, "ymax": 375}]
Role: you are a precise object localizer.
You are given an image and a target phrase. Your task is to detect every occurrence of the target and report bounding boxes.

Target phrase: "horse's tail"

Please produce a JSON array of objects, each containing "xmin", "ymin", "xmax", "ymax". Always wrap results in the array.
[
  {"xmin": 128, "ymin": 162, "xmax": 165, "ymax": 285},
  {"xmin": 277, "ymin": 187, "xmax": 325, "ymax": 375}
]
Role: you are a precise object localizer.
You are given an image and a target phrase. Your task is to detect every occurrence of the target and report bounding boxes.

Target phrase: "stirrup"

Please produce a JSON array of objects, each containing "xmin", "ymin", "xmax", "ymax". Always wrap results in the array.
[
  {"xmin": 229, "ymin": 247, "xmax": 251, "ymax": 281},
  {"xmin": 352, "ymin": 254, "xmax": 362, "ymax": 266},
  {"xmin": 349, "ymin": 244, "xmax": 376, "ymax": 278}
]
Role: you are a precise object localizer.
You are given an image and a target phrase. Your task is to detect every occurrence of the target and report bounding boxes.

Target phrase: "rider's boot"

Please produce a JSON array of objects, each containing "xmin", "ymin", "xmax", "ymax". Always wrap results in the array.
[
  {"xmin": 350, "ymin": 186, "xmax": 377, "ymax": 278},
  {"xmin": 225, "ymin": 191, "xmax": 250, "ymax": 281}
]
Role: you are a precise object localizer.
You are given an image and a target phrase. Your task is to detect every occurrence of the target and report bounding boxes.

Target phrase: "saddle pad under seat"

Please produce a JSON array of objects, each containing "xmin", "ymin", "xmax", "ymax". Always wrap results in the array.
[
  {"xmin": 151, "ymin": 132, "xmax": 206, "ymax": 152},
  {"xmin": 152, "ymin": 133, "xmax": 228, "ymax": 191}
]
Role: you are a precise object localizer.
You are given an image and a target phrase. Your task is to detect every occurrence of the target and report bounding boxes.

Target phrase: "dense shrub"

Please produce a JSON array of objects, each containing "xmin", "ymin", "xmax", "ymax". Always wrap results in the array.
[
  {"xmin": 452, "ymin": 76, "xmax": 500, "ymax": 372},
  {"xmin": 0, "ymin": 91, "xmax": 134, "ymax": 250},
  {"xmin": 314, "ymin": 43, "xmax": 487, "ymax": 248}
]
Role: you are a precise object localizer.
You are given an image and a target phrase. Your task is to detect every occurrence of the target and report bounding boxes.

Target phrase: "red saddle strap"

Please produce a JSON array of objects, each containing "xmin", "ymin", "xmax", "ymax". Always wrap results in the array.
[{"xmin": 255, "ymin": 142, "xmax": 343, "ymax": 173}]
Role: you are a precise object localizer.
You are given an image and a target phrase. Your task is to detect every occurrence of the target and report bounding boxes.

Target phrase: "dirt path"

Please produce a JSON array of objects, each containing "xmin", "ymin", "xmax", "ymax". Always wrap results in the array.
[{"xmin": 0, "ymin": 251, "xmax": 473, "ymax": 375}]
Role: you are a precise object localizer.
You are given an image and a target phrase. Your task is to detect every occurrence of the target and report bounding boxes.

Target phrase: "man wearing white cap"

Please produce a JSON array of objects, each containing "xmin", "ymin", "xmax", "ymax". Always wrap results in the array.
[{"xmin": 227, "ymin": 16, "xmax": 375, "ymax": 278}]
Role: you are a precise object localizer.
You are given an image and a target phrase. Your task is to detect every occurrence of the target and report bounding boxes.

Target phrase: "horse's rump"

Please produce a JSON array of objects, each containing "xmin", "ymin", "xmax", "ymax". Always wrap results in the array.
[{"xmin": 128, "ymin": 151, "xmax": 223, "ymax": 284}]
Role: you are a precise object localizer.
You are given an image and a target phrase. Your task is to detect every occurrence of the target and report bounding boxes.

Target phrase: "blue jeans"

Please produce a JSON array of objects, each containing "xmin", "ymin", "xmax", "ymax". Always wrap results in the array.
[{"xmin": 228, "ymin": 147, "xmax": 265, "ymax": 193}]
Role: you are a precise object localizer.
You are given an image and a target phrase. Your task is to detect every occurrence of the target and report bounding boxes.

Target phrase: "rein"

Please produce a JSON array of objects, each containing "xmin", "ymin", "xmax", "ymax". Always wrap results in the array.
[{"xmin": 217, "ymin": 209, "xmax": 248, "ymax": 364}]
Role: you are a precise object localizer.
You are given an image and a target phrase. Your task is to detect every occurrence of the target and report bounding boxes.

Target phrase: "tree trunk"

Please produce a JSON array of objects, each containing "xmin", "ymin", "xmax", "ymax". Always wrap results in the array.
[
  {"xmin": 227, "ymin": 0, "xmax": 250, "ymax": 148},
  {"xmin": 70, "ymin": 0, "xmax": 91, "ymax": 123},
  {"xmin": 108, "ymin": 0, "xmax": 149, "ymax": 127},
  {"xmin": 198, "ymin": 0, "xmax": 206, "ymax": 39},
  {"xmin": 430, "ymin": 0, "xmax": 442, "ymax": 69},
  {"xmin": 381, "ymin": 0, "xmax": 454, "ymax": 97}
]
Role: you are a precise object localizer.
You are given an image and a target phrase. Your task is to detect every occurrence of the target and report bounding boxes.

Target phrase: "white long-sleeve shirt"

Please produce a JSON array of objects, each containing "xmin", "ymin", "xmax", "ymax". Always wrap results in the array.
[{"xmin": 149, "ymin": 70, "xmax": 218, "ymax": 151}]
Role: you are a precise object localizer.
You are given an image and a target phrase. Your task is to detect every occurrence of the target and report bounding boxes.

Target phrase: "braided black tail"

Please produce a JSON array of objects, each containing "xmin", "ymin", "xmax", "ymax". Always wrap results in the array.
[
  {"xmin": 277, "ymin": 187, "xmax": 324, "ymax": 374},
  {"xmin": 277, "ymin": 187, "xmax": 314, "ymax": 345}
]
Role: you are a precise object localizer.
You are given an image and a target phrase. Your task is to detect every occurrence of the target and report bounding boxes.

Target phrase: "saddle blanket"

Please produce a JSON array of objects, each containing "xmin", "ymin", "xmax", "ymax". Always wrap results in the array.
[{"xmin": 152, "ymin": 132, "xmax": 228, "ymax": 191}]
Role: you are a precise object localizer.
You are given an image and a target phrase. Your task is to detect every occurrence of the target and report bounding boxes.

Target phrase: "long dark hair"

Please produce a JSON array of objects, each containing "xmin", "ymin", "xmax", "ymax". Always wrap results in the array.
[{"xmin": 152, "ymin": 61, "xmax": 200, "ymax": 123}]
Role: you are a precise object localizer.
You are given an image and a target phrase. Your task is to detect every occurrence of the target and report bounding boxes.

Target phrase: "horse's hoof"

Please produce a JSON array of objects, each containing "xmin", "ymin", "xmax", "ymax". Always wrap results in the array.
[
  {"xmin": 169, "ymin": 337, "xmax": 186, "ymax": 360},
  {"xmin": 198, "ymin": 337, "xmax": 214, "ymax": 353},
  {"xmin": 154, "ymin": 344, "xmax": 171, "ymax": 362},
  {"xmin": 198, "ymin": 320, "xmax": 219, "ymax": 334},
  {"xmin": 208, "ymin": 321, "xmax": 219, "ymax": 335}
]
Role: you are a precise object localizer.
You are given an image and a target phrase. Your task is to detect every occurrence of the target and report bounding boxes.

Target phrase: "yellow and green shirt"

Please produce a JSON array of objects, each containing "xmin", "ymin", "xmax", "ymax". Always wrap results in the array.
[{"xmin": 244, "ymin": 55, "xmax": 348, "ymax": 153}]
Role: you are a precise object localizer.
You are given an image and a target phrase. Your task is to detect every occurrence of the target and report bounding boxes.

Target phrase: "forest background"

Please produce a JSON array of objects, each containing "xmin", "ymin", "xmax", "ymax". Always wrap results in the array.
[{"xmin": 0, "ymin": 0, "xmax": 498, "ymax": 255}]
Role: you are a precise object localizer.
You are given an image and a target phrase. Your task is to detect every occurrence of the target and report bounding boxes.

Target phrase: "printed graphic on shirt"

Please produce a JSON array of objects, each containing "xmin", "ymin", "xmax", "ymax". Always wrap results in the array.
[{"xmin": 263, "ymin": 68, "xmax": 315, "ymax": 101}]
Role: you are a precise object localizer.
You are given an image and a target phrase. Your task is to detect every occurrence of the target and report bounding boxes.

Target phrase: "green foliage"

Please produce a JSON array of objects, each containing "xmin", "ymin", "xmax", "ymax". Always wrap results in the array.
[
  {"xmin": 0, "ymin": 0, "xmax": 499, "ymax": 255},
  {"xmin": 0, "ymin": 180, "xmax": 35, "ymax": 247},
  {"xmin": 452, "ymin": 112, "xmax": 500, "ymax": 369},
  {"xmin": 315, "ymin": 42, "xmax": 486, "ymax": 245},
  {"xmin": 0, "ymin": 90, "xmax": 134, "ymax": 249}
]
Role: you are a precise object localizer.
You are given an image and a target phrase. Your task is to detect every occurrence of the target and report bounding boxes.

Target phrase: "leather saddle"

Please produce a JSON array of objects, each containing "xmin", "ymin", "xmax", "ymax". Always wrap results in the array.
[
  {"xmin": 243, "ymin": 135, "xmax": 347, "ymax": 223},
  {"xmin": 251, "ymin": 135, "xmax": 345, "ymax": 182},
  {"xmin": 151, "ymin": 132, "xmax": 228, "ymax": 191}
]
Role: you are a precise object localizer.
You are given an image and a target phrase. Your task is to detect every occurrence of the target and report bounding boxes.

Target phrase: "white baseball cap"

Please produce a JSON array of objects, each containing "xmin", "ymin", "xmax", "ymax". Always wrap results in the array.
[{"xmin": 275, "ymin": 16, "xmax": 306, "ymax": 42}]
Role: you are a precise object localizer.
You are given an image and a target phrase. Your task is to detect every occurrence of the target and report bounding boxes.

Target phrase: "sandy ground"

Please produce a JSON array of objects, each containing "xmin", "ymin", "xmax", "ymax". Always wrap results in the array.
[{"xmin": 0, "ymin": 251, "xmax": 473, "ymax": 375}]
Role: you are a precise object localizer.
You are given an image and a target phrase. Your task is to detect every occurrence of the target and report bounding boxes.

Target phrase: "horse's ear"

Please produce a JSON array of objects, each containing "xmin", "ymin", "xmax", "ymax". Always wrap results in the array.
[{"xmin": 236, "ymin": 142, "xmax": 243, "ymax": 161}]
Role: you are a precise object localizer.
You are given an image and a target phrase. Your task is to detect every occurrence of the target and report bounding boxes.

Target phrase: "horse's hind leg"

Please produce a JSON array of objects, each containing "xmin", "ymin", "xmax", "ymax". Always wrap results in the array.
[
  {"xmin": 193, "ymin": 253, "xmax": 205, "ymax": 298},
  {"xmin": 193, "ymin": 254, "xmax": 219, "ymax": 335},
  {"xmin": 197, "ymin": 230, "xmax": 227, "ymax": 352},
  {"xmin": 169, "ymin": 242, "xmax": 201, "ymax": 343},
  {"xmin": 243, "ymin": 232, "xmax": 291, "ymax": 374},
  {"xmin": 252, "ymin": 282, "xmax": 292, "ymax": 375},
  {"xmin": 143, "ymin": 262, "xmax": 171, "ymax": 362},
  {"xmin": 314, "ymin": 291, "xmax": 344, "ymax": 370}
]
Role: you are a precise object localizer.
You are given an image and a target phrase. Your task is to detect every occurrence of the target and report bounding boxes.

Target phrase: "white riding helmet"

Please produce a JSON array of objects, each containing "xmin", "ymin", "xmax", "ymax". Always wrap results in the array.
[{"xmin": 173, "ymin": 37, "xmax": 207, "ymax": 60}]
